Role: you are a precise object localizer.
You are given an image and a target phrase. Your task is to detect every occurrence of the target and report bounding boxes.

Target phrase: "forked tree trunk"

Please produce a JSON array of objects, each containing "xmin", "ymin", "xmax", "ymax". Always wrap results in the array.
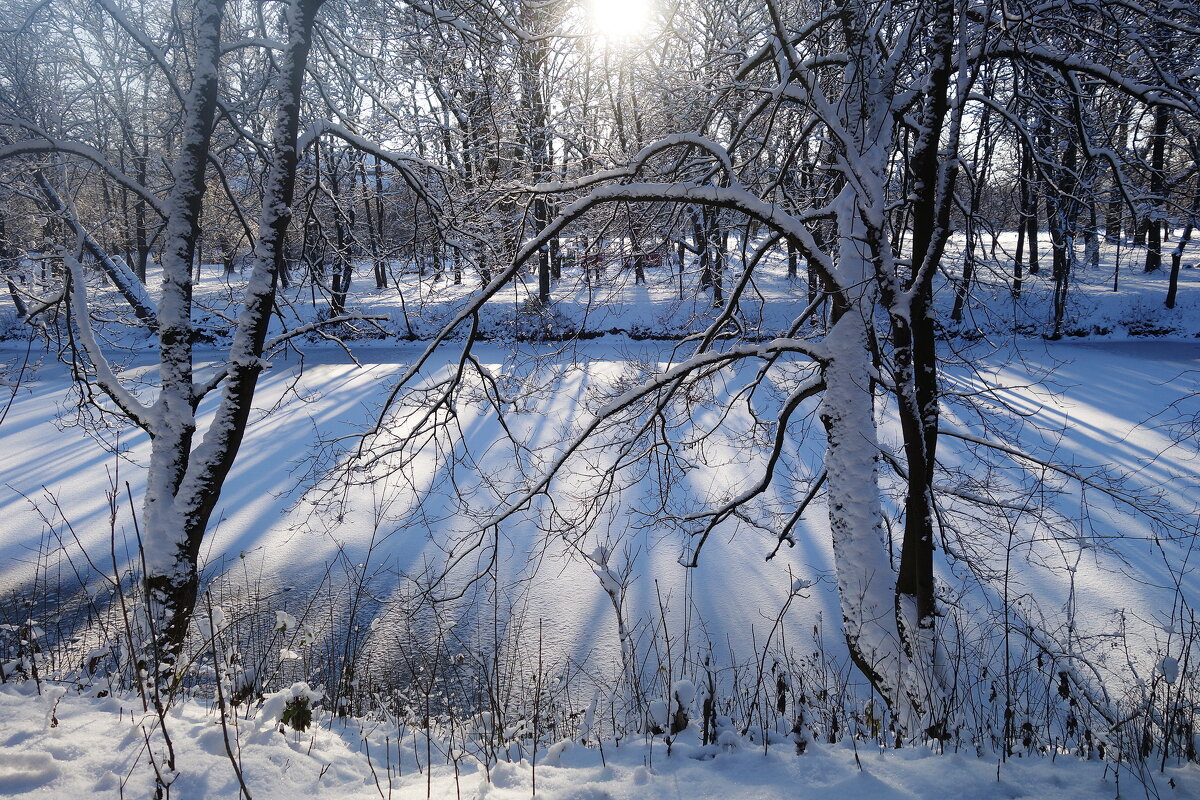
[
  {"xmin": 140, "ymin": 0, "xmax": 226, "ymax": 686},
  {"xmin": 142, "ymin": 0, "xmax": 325, "ymax": 691},
  {"xmin": 813, "ymin": 0, "xmax": 956, "ymax": 738}
]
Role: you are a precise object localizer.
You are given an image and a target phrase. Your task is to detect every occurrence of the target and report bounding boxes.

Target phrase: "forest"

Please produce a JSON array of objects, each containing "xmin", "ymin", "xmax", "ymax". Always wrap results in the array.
[{"xmin": 1, "ymin": 0, "xmax": 1199, "ymax": 797}]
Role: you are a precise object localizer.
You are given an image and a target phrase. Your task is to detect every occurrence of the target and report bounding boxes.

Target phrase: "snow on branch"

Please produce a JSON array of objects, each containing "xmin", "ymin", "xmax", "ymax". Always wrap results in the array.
[
  {"xmin": 64, "ymin": 254, "xmax": 154, "ymax": 431},
  {"xmin": 984, "ymin": 45, "xmax": 1200, "ymax": 115},
  {"xmin": 527, "ymin": 133, "xmax": 739, "ymax": 195},
  {"xmin": 298, "ymin": 120, "xmax": 448, "ymax": 222},
  {"xmin": 0, "ymin": 131, "xmax": 169, "ymax": 219}
]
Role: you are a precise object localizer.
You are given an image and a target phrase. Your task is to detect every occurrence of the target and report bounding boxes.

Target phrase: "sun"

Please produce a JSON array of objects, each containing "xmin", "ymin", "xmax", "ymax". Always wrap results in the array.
[{"xmin": 588, "ymin": 0, "xmax": 653, "ymax": 44}]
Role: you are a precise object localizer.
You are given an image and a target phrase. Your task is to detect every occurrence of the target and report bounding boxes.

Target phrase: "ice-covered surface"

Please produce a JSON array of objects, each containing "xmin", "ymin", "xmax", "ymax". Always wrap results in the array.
[
  {"xmin": 1, "ymin": 335, "xmax": 1196, "ymax": 674},
  {"xmin": 6, "ymin": 229, "xmax": 1187, "ymax": 344},
  {"xmin": 2, "ymin": 238, "xmax": 1199, "ymax": 657}
]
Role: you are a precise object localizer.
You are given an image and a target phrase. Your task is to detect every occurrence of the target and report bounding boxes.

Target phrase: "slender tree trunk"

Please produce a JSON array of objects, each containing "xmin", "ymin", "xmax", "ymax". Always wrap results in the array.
[
  {"xmin": 1106, "ymin": 120, "xmax": 1128, "ymax": 241},
  {"xmin": 1084, "ymin": 201, "xmax": 1100, "ymax": 270},
  {"xmin": 520, "ymin": 5, "xmax": 553, "ymax": 305},
  {"xmin": 1021, "ymin": 144, "xmax": 1040, "ymax": 276},
  {"xmin": 361, "ymin": 157, "xmax": 386, "ymax": 289},
  {"xmin": 691, "ymin": 207, "xmax": 710, "ymax": 291},
  {"xmin": 1105, "ymin": 192, "xmax": 1122, "ymax": 242},
  {"xmin": 1145, "ymin": 104, "xmax": 1169, "ymax": 272},
  {"xmin": 807, "ymin": 225, "xmax": 825, "ymax": 307},
  {"xmin": 134, "ymin": 143, "xmax": 150, "ymax": 283},
  {"xmin": 1166, "ymin": 224, "xmax": 1191, "ymax": 309},
  {"xmin": 373, "ymin": 159, "xmax": 388, "ymax": 287},
  {"xmin": 0, "ymin": 211, "xmax": 26, "ymax": 317},
  {"xmin": 712, "ymin": 228, "xmax": 724, "ymax": 307},
  {"xmin": 1013, "ymin": 199, "xmax": 1026, "ymax": 299},
  {"xmin": 892, "ymin": 0, "xmax": 955, "ymax": 735},
  {"xmin": 1166, "ymin": 180, "xmax": 1198, "ymax": 309}
]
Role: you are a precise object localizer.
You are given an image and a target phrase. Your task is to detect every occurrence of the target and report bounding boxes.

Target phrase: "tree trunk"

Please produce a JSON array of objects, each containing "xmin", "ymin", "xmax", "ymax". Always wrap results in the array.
[
  {"xmin": 893, "ymin": 0, "xmax": 955, "ymax": 735},
  {"xmin": 0, "ymin": 210, "xmax": 27, "ymax": 317},
  {"xmin": 142, "ymin": 0, "xmax": 325, "ymax": 690},
  {"xmin": 141, "ymin": 0, "xmax": 226, "ymax": 687},
  {"xmin": 1166, "ymin": 180, "xmax": 1198, "ymax": 309},
  {"xmin": 1144, "ymin": 104, "xmax": 1169, "ymax": 272},
  {"xmin": 820, "ymin": 292, "xmax": 899, "ymax": 719},
  {"xmin": 1020, "ymin": 138, "xmax": 1040, "ymax": 276}
]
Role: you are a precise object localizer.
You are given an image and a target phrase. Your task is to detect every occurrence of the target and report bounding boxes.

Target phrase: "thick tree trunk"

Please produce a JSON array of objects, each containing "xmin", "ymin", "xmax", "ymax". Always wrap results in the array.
[{"xmin": 820, "ymin": 297, "xmax": 899, "ymax": 715}]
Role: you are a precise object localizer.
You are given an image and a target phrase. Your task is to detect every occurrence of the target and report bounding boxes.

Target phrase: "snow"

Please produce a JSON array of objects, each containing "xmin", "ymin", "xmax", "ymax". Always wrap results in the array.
[
  {"xmin": 1, "ymin": 682, "xmax": 1196, "ymax": 799},
  {"xmin": 3, "ymin": 252, "xmax": 1198, "ymax": 636},
  {"xmin": 2, "ymin": 234, "xmax": 1200, "ymax": 795},
  {"xmin": 672, "ymin": 679, "xmax": 696, "ymax": 708},
  {"xmin": 1162, "ymin": 657, "xmax": 1181, "ymax": 686}
]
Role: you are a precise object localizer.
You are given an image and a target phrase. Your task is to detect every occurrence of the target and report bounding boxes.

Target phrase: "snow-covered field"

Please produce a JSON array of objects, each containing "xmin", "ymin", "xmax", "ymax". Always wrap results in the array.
[{"xmin": 1, "ymin": 236, "xmax": 1199, "ymax": 797}]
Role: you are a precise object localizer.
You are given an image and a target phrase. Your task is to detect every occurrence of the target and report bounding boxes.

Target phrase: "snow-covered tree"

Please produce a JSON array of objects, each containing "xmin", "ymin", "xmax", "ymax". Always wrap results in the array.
[
  {"xmin": 1, "ymin": 0, "xmax": 380, "ymax": 692},
  {"xmin": 360, "ymin": 0, "xmax": 1200, "ymax": 740}
]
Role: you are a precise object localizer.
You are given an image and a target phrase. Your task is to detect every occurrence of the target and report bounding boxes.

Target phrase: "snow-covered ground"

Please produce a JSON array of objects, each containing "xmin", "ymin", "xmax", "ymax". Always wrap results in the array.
[
  {"xmin": 1, "ymin": 234, "xmax": 1199, "ymax": 796},
  {"xmin": 1, "ymin": 680, "xmax": 1197, "ymax": 799}
]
